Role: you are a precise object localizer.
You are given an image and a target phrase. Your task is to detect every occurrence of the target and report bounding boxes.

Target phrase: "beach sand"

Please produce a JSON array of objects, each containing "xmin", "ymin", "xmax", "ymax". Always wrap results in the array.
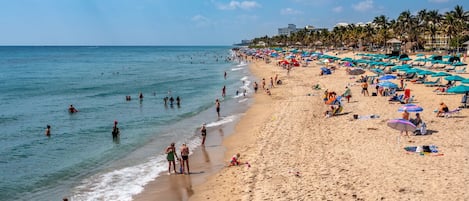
[
  {"xmin": 136, "ymin": 52, "xmax": 468, "ymax": 201},
  {"xmin": 189, "ymin": 52, "xmax": 468, "ymax": 201}
]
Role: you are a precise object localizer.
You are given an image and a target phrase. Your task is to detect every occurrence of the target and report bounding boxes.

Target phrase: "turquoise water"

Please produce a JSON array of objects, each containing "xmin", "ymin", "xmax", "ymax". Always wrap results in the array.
[{"xmin": 0, "ymin": 46, "xmax": 253, "ymax": 200}]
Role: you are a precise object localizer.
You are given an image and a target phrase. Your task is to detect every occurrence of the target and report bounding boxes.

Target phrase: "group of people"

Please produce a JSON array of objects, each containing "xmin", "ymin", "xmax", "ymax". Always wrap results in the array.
[
  {"xmin": 163, "ymin": 96, "xmax": 181, "ymax": 107},
  {"xmin": 165, "ymin": 142, "xmax": 190, "ymax": 174}
]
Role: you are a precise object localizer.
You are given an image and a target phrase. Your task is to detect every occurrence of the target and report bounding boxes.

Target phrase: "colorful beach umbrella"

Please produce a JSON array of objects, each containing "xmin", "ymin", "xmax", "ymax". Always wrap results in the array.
[
  {"xmin": 387, "ymin": 119, "xmax": 417, "ymax": 132},
  {"xmin": 398, "ymin": 104, "xmax": 423, "ymax": 113},
  {"xmin": 446, "ymin": 85, "xmax": 469, "ymax": 94}
]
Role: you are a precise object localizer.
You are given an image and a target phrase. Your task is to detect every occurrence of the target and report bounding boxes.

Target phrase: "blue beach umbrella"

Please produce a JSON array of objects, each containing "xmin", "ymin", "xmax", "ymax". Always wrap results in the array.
[
  {"xmin": 378, "ymin": 81, "xmax": 398, "ymax": 88},
  {"xmin": 462, "ymin": 79, "xmax": 469, "ymax": 84},
  {"xmin": 444, "ymin": 75, "xmax": 466, "ymax": 82},
  {"xmin": 379, "ymin": 74, "xmax": 397, "ymax": 80},
  {"xmin": 431, "ymin": 72, "xmax": 451, "ymax": 77},
  {"xmin": 416, "ymin": 53, "xmax": 425, "ymax": 57},
  {"xmin": 447, "ymin": 85, "xmax": 469, "ymax": 94},
  {"xmin": 400, "ymin": 57, "xmax": 411, "ymax": 61},
  {"xmin": 398, "ymin": 104, "xmax": 423, "ymax": 113},
  {"xmin": 417, "ymin": 70, "xmax": 435, "ymax": 75}
]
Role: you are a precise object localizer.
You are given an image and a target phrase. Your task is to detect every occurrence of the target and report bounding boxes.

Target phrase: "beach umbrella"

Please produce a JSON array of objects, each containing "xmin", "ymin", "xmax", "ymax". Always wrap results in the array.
[
  {"xmin": 387, "ymin": 119, "xmax": 416, "ymax": 132},
  {"xmin": 400, "ymin": 57, "xmax": 411, "ymax": 61},
  {"xmin": 404, "ymin": 69, "xmax": 420, "ymax": 74},
  {"xmin": 462, "ymin": 79, "xmax": 469, "ymax": 84},
  {"xmin": 398, "ymin": 104, "xmax": 423, "ymax": 113},
  {"xmin": 444, "ymin": 75, "xmax": 466, "ymax": 82},
  {"xmin": 431, "ymin": 72, "xmax": 451, "ymax": 77},
  {"xmin": 416, "ymin": 53, "xmax": 425, "ymax": 57},
  {"xmin": 377, "ymin": 81, "xmax": 398, "ymax": 88},
  {"xmin": 417, "ymin": 70, "xmax": 435, "ymax": 75},
  {"xmin": 446, "ymin": 85, "xmax": 469, "ymax": 94},
  {"xmin": 379, "ymin": 74, "xmax": 397, "ymax": 80}
]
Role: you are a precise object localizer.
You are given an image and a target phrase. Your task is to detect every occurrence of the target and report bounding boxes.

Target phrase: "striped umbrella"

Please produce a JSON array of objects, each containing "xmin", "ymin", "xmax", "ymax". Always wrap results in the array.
[
  {"xmin": 387, "ymin": 119, "xmax": 417, "ymax": 132},
  {"xmin": 398, "ymin": 104, "xmax": 423, "ymax": 113}
]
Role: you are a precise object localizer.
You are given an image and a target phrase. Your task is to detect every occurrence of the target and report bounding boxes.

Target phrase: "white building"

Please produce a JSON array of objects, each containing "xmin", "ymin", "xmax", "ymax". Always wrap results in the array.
[{"xmin": 278, "ymin": 24, "xmax": 299, "ymax": 36}]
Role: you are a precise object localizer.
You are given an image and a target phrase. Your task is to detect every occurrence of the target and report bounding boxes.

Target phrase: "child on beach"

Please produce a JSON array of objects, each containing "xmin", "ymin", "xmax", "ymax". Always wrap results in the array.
[{"xmin": 229, "ymin": 153, "xmax": 241, "ymax": 166}]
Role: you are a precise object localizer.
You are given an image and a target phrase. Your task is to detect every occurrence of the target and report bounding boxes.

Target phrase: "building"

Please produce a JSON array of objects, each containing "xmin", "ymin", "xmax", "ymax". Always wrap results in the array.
[
  {"xmin": 423, "ymin": 31, "xmax": 449, "ymax": 50},
  {"xmin": 278, "ymin": 24, "xmax": 298, "ymax": 36},
  {"xmin": 278, "ymin": 24, "xmax": 327, "ymax": 36}
]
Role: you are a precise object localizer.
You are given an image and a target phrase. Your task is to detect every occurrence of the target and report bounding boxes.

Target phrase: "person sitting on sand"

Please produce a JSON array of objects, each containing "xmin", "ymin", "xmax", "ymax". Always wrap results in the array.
[
  {"xmin": 410, "ymin": 113, "xmax": 422, "ymax": 127},
  {"xmin": 436, "ymin": 102, "xmax": 449, "ymax": 117},
  {"xmin": 229, "ymin": 153, "xmax": 241, "ymax": 166},
  {"xmin": 265, "ymin": 88, "xmax": 271, "ymax": 96},
  {"xmin": 324, "ymin": 105, "xmax": 336, "ymax": 118}
]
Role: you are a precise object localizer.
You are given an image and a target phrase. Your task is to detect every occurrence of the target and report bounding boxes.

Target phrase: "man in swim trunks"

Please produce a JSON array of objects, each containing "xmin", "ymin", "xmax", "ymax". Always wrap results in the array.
[
  {"xmin": 361, "ymin": 82, "xmax": 369, "ymax": 96},
  {"xmin": 165, "ymin": 142, "xmax": 179, "ymax": 174},
  {"xmin": 180, "ymin": 144, "xmax": 190, "ymax": 174},
  {"xmin": 215, "ymin": 99, "xmax": 220, "ymax": 118}
]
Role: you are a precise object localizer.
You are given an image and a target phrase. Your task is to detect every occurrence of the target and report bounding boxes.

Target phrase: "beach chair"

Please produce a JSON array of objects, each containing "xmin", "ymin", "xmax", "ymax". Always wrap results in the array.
[
  {"xmin": 460, "ymin": 94, "xmax": 468, "ymax": 108},
  {"xmin": 424, "ymin": 78, "xmax": 441, "ymax": 87},
  {"xmin": 455, "ymin": 67, "xmax": 466, "ymax": 74},
  {"xmin": 388, "ymin": 94, "xmax": 405, "ymax": 104},
  {"xmin": 443, "ymin": 108, "xmax": 462, "ymax": 118}
]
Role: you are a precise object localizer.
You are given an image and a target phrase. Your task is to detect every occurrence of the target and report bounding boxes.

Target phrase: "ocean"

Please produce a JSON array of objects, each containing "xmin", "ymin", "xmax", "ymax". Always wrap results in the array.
[{"xmin": 0, "ymin": 46, "xmax": 253, "ymax": 201}]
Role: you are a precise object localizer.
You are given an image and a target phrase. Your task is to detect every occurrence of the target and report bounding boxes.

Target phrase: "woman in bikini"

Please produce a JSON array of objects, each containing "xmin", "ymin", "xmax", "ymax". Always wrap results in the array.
[{"xmin": 180, "ymin": 144, "xmax": 190, "ymax": 174}]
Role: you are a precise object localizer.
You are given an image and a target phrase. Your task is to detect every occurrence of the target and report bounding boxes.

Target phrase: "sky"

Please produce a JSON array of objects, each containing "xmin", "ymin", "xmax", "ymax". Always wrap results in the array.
[{"xmin": 0, "ymin": 0, "xmax": 467, "ymax": 46}]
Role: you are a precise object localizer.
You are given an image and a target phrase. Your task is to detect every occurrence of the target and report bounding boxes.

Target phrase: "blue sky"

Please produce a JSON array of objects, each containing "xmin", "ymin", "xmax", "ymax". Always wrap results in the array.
[{"xmin": 0, "ymin": 0, "xmax": 467, "ymax": 45}]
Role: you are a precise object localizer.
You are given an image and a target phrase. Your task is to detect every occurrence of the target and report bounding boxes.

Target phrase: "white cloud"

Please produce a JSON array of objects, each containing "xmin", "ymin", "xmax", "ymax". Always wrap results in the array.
[
  {"xmin": 428, "ymin": 0, "xmax": 449, "ymax": 3},
  {"xmin": 280, "ymin": 8, "xmax": 303, "ymax": 15},
  {"xmin": 218, "ymin": 1, "xmax": 261, "ymax": 10},
  {"xmin": 191, "ymin": 15, "xmax": 211, "ymax": 27},
  {"xmin": 352, "ymin": 0, "xmax": 373, "ymax": 12},
  {"xmin": 332, "ymin": 6, "xmax": 343, "ymax": 13}
]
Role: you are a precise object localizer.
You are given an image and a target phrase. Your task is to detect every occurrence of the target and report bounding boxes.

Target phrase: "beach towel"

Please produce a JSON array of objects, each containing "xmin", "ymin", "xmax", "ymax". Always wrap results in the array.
[{"xmin": 404, "ymin": 145, "xmax": 443, "ymax": 156}]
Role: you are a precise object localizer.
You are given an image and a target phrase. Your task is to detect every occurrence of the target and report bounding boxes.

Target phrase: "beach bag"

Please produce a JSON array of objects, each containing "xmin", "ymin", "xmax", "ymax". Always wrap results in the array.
[{"xmin": 420, "ymin": 122, "xmax": 427, "ymax": 135}]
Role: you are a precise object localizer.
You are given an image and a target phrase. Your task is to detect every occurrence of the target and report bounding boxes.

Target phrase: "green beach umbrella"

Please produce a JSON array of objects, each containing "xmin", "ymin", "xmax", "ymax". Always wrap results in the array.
[
  {"xmin": 417, "ymin": 70, "xmax": 435, "ymax": 75},
  {"xmin": 447, "ymin": 85, "xmax": 469, "ymax": 94},
  {"xmin": 431, "ymin": 72, "xmax": 451, "ymax": 77},
  {"xmin": 444, "ymin": 75, "xmax": 466, "ymax": 81}
]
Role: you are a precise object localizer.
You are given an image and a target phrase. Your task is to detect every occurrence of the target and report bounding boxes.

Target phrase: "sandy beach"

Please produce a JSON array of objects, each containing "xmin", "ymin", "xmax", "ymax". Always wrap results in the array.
[
  {"xmin": 134, "ymin": 51, "xmax": 468, "ymax": 201},
  {"xmin": 188, "ymin": 51, "xmax": 468, "ymax": 201}
]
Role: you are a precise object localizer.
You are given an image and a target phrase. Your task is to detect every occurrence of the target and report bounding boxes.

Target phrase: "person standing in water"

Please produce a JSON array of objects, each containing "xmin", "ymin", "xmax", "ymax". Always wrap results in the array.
[
  {"xmin": 215, "ymin": 99, "xmax": 220, "ymax": 118},
  {"xmin": 224, "ymin": 71, "xmax": 227, "ymax": 80},
  {"xmin": 222, "ymin": 85, "xmax": 226, "ymax": 97},
  {"xmin": 68, "ymin": 105, "xmax": 78, "ymax": 113},
  {"xmin": 165, "ymin": 142, "xmax": 179, "ymax": 174},
  {"xmin": 180, "ymin": 143, "xmax": 190, "ymax": 174},
  {"xmin": 201, "ymin": 124, "xmax": 207, "ymax": 145},
  {"xmin": 45, "ymin": 125, "xmax": 51, "ymax": 137},
  {"xmin": 176, "ymin": 96, "xmax": 181, "ymax": 106},
  {"xmin": 112, "ymin": 121, "xmax": 120, "ymax": 139}
]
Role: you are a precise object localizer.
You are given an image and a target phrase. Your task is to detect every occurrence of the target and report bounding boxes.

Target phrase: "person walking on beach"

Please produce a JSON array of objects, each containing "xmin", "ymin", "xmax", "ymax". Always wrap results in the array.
[
  {"xmin": 274, "ymin": 74, "xmax": 278, "ymax": 85},
  {"xmin": 270, "ymin": 77, "xmax": 274, "ymax": 88},
  {"xmin": 342, "ymin": 86, "xmax": 352, "ymax": 103},
  {"xmin": 253, "ymin": 82, "xmax": 258, "ymax": 93},
  {"xmin": 215, "ymin": 99, "xmax": 221, "ymax": 118},
  {"xmin": 165, "ymin": 142, "xmax": 179, "ymax": 174},
  {"xmin": 45, "ymin": 125, "xmax": 51, "ymax": 137},
  {"xmin": 201, "ymin": 124, "xmax": 207, "ymax": 145},
  {"xmin": 262, "ymin": 78, "xmax": 266, "ymax": 89},
  {"xmin": 401, "ymin": 109, "xmax": 410, "ymax": 137},
  {"xmin": 361, "ymin": 82, "xmax": 369, "ymax": 96},
  {"xmin": 180, "ymin": 143, "xmax": 190, "ymax": 174}
]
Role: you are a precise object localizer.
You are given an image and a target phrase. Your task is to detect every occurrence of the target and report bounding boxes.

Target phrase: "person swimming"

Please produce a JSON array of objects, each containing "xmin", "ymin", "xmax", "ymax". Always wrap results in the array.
[{"xmin": 69, "ymin": 105, "xmax": 78, "ymax": 113}]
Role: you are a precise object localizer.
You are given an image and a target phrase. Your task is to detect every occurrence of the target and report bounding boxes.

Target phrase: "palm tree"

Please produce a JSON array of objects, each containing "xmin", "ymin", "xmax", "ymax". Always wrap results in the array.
[
  {"xmin": 425, "ymin": 10, "xmax": 442, "ymax": 50},
  {"xmin": 373, "ymin": 15, "xmax": 390, "ymax": 51}
]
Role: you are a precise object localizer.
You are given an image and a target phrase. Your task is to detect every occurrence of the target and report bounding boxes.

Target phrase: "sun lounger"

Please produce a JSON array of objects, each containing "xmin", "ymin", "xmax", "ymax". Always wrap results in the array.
[
  {"xmin": 388, "ymin": 94, "xmax": 405, "ymax": 104},
  {"xmin": 455, "ymin": 67, "xmax": 466, "ymax": 74},
  {"xmin": 443, "ymin": 108, "xmax": 461, "ymax": 118},
  {"xmin": 424, "ymin": 78, "xmax": 441, "ymax": 87}
]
